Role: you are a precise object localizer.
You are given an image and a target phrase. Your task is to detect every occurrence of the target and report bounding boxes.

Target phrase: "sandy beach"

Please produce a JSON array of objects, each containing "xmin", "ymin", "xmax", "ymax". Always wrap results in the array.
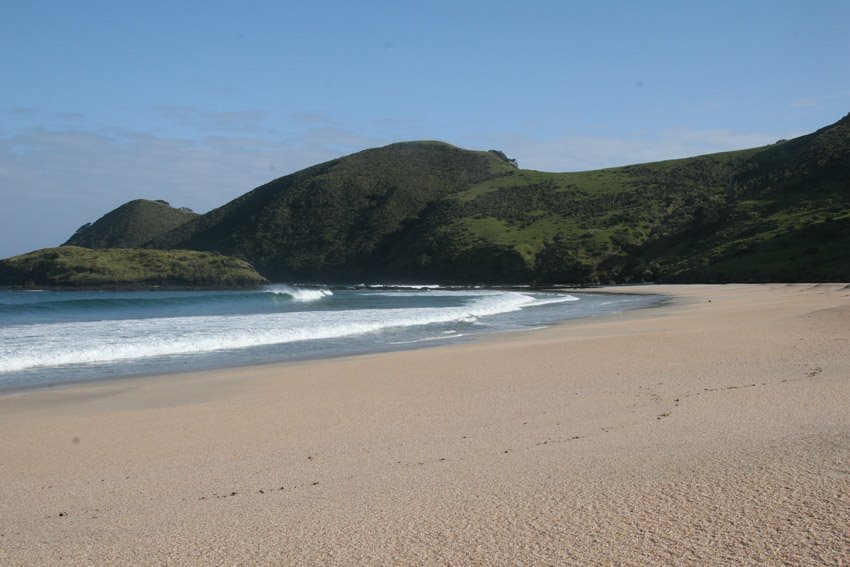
[{"xmin": 0, "ymin": 283, "xmax": 847, "ymax": 565}]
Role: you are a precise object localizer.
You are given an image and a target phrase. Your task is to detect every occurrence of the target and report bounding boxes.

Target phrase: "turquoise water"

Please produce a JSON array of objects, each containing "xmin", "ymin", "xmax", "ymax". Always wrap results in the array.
[{"xmin": 0, "ymin": 285, "xmax": 661, "ymax": 390}]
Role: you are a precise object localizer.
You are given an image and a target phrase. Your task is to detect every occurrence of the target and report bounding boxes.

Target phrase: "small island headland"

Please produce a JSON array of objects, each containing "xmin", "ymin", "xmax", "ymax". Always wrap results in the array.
[{"xmin": 0, "ymin": 246, "xmax": 267, "ymax": 290}]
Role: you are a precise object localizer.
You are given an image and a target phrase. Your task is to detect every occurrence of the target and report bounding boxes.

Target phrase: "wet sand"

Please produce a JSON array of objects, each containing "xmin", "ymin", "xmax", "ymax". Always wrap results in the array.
[{"xmin": 0, "ymin": 284, "xmax": 848, "ymax": 565}]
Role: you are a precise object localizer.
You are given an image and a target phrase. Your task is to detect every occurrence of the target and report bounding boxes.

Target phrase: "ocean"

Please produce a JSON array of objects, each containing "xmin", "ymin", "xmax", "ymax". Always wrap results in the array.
[{"xmin": 0, "ymin": 285, "xmax": 662, "ymax": 390}]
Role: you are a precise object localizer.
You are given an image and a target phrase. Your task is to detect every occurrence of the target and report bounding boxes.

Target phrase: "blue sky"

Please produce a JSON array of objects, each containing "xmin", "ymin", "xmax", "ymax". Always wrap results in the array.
[{"xmin": 2, "ymin": 0, "xmax": 849, "ymax": 258}]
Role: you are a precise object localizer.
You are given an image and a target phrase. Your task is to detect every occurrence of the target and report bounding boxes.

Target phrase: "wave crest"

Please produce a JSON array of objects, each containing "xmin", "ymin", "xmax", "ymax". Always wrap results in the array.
[
  {"xmin": 264, "ymin": 284, "xmax": 333, "ymax": 302},
  {"xmin": 0, "ymin": 291, "xmax": 583, "ymax": 374}
]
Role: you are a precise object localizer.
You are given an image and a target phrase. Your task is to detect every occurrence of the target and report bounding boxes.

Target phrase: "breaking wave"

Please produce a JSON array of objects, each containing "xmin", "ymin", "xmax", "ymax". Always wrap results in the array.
[
  {"xmin": 264, "ymin": 284, "xmax": 333, "ymax": 302},
  {"xmin": 0, "ymin": 291, "xmax": 572, "ymax": 373}
]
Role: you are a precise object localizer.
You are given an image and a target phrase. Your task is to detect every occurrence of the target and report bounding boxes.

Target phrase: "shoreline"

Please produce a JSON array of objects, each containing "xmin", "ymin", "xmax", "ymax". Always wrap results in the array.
[
  {"xmin": 1, "ymin": 283, "xmax": 847, "ymax": 565},
  {"xmin": 0, "ymin": 288, "xmax": 664, "ymax": 396}
]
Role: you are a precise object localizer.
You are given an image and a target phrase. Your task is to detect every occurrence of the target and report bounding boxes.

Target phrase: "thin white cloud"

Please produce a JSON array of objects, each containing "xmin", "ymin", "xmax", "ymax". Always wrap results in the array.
[
  {"xmin": 151, "ymin": 106, "xmax": 271, "ymax": 134},
  {"xmin": 0, "ymin": 125, "xmax": 385, "ymax": 258},
  {"xmin": 6, "ymin": 108, "xmax": 41, "ymax": 116},
  {"xmin": 789, "ymin": 90, "xmax": 850, "ymax": 110},
  {"xmin": 790, "ymin": 97, "xmax": 822, "ymax": 109},
  {"xmin": 289, "ymin": 111, "xmax": 339, "ymax": 126},
  {"xmin": 468, "ymin": 128, "xmax": 784, "ymax": 172},
  {"xmin": 0, "ymin": 119, "xmax": 800, "ymax": 259}
]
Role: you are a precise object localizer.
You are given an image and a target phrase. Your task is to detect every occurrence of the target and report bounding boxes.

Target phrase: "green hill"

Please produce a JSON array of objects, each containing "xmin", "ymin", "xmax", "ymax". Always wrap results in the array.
[
  {"xmin": 64, "ymin": 199, "xmax": 198, "ymax": 249},
  {"xmin": 0, "ymin": 247, "xmax": 267, "ymax": 289},
  {"xmin": 149, "ymin": 142, "xmax": 514, "ymax": 280},
  {"xmin": 144, "ymin": 114, "xmax": 850, "ymax": 284}
]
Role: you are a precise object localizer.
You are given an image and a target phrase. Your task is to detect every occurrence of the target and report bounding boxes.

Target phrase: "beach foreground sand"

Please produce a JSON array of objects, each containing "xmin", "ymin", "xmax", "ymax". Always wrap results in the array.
[{"xmin": 0, "ymin": 284, "xmax": 848, "ymax": 565}]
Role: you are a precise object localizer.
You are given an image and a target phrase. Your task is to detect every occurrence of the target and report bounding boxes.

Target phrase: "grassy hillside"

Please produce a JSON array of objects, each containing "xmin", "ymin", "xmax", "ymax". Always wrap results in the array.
[
  {"xmin": 64, "ymin": 199, "xmax": 198, "ymax": 249},
  {"xmin": 150, "ymin": 142, "xmax": 516, "ymax": 280},
  {"xmin": 146, "ymin": 114, "xmax": 850, "ymax": 284},
  {"xmin": 0, "ymin": 247, "xmax": 267, "ymax": 289}
]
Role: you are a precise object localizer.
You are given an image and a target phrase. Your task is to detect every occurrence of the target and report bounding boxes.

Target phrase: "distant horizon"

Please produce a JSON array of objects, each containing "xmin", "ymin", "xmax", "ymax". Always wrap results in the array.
[{"xmin": 3, "ymin": 1, "xmax": 849, "ymax": 259}]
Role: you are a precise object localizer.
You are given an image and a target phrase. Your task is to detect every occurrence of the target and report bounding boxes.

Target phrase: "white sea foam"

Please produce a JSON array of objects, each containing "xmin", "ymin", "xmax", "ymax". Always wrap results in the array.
[
  {"xmin": 264, "ymin": 284, "xmax": 333, "ymax": 302},
  {"xmin": 0, "ymin": 291, "xmax": 573, "ymax": 373},
  {"xmin": 369, "ymin": 290, "xmax": 578, "ymax": 304},
  {"xmin": 526, "ymin": 294, "xmax": 579, "ymax": 306},
  {"xmin": 389, "ymin": 334, "xmax": 465, "ymax": 345},
  {"xmin": 364, "ymin": 284, "xmax": 442, "ymax": 290}
]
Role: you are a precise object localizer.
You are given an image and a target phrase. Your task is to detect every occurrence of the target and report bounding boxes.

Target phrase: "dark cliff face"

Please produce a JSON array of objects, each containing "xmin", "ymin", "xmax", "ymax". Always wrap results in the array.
[{"xmin": 74, "ymin": 114, "xmax": 850, "ymax": 285}]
